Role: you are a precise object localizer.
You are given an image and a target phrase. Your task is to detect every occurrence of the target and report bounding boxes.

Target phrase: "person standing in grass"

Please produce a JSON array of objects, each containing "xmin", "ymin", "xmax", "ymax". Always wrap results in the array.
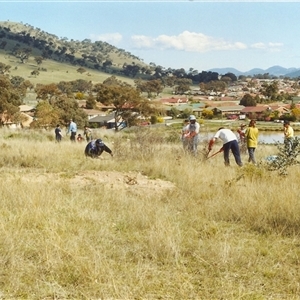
[
  {"xmin": 237, "ymin": 123, "xmax": 247, "ymax": 153},
  {"xmin": 55, "ymin": 124, "xmax": 62, "ymax": 142},
  {"xmin": 183, "ymin": 115, "xmax": 200, "ymax": 155},
  {"xmin": 67, "ymin": 119, "xmax": 77, "ymax": 142},
  {"xmin": 283, "ymin": 120, "xmax": 294, "ymax": 153},
  {"xmin": 83, "ymin": 126, "xmax": 93, "ymax": 143},
  {"xmin": 208, "ymin": 127, "xmax": 243, "ymax": 167},
  {"xmin": 245, "ymin": 119, "xmax": 259, "ymax": 164}
]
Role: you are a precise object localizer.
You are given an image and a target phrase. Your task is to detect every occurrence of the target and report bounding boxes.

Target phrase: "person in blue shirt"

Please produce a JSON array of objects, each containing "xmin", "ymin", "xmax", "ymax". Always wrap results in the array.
[{"xmin": 67, "ymin": 119, "xmax": 77, "ymax": 142}]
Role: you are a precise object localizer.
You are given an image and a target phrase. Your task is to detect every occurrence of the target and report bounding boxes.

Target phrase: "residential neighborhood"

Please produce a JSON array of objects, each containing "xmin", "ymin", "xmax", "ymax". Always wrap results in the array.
[{"xmin": 3, "ymin": 77, "xmax": 300, "ymax": 129}]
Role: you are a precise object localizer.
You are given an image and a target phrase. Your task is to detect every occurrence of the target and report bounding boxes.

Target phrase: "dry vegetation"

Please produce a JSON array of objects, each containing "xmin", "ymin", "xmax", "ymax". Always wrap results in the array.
[
  {"xmin": 0, "ymin": 50, "xmax": 136, "ymax": 87},
  {"xmin": 0, "ymin": 126, "xmax": 300, "ymax": 299}
]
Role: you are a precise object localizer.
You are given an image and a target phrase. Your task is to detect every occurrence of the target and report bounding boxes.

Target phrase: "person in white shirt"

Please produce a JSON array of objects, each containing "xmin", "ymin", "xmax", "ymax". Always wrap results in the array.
[
  {"xmin": 183, "ymin": 115, "xmax": 200, "ymax": 155},
  {"xmin": 208, "ymin": 127, "xmax": 243, "ymax": 166}
]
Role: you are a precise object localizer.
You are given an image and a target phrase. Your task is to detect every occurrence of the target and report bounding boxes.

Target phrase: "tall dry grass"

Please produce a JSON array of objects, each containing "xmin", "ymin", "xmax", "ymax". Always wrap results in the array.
[{"xmin": 0, "ymin": 126, "xmax": 300, "ymax": 299}]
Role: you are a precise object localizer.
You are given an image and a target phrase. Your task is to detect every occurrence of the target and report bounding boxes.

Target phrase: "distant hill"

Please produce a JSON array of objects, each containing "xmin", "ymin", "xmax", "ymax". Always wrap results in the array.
[
  {"xmin": 0, "ymin": 21, "xmax": 149, "ymax": 77},
  {"xmin": 208, "ymin": 65, "xmax": 300, "ymax": 78}
]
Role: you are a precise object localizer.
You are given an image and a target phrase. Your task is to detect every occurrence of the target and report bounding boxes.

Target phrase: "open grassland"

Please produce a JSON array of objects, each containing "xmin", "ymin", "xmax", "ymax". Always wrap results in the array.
[
  {"xmin": 1, "ymin": 127, "xmax": 300, "ymax": 299},
  {"xmin": 0, "ymin": 50, "xmax": 136, "ymax": 86}
]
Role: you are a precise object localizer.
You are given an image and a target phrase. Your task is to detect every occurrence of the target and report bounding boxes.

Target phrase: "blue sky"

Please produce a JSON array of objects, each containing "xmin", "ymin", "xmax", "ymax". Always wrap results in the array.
[{"xmin": 2, "ymin": 1, "xmax": 300, "ymax": 72}]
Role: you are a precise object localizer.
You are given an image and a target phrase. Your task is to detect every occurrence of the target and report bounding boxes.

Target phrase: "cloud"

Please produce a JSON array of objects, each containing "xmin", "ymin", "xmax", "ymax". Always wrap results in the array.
[
  {"xmin": 251, "ymin": 42, "xmax": 283, "ymax": 52},
  {"xmin": 89, "ymin": 33, "xmax": 123, "ymax": 45},
  {"xmin": 131, "ymin": 31, "xmax": 247, "ymax": 52}
]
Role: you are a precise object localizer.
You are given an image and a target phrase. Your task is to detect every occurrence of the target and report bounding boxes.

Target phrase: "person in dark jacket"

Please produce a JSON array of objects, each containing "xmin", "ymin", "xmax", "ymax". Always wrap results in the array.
[
  {"xmin": 84, "ymin": 139, "xmax": 113, "ymax": 158},
  {"xmin": 55, "ymin": 124, "xmax": 62, "ymax": 142}
]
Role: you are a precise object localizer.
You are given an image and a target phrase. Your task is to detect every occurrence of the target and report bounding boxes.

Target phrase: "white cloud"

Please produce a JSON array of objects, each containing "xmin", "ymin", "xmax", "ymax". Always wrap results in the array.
[
  {"xmin": 90, "ymin": 33, "xmax": 123, "ymax": 45},
  {"xmin": 131, "ymin": 31, "xmax": 247, "ymax": 52},
  {"xmin": 251, "ymin": 42, "xmax": 283, "ymax": 52}
]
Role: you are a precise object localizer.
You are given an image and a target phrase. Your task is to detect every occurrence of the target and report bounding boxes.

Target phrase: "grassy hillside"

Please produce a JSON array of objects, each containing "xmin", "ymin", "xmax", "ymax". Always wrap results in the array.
[
  {"xmin": 0, "ymin": 49, "xmax": 137, "ymax": 86},
  {"xmin": 0, "ymin": 21, "xmax": 149, "ymax": 86}
]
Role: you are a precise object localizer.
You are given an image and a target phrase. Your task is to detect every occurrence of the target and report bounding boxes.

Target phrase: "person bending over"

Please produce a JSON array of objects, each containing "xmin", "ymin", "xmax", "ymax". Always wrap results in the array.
[
  {"xmin": 84, "ymin": 139, "xmax": 113, "ymax": 158},
  {"xmin": 209, "ymin": 127, "xmax": 243, "ymax": 167}
]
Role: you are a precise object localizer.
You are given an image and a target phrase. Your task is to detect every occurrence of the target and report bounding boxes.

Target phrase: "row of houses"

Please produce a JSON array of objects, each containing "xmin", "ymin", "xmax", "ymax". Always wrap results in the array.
[{"xmin": 2, "ymin": 96, "xmax": 294, "ymax": 129}]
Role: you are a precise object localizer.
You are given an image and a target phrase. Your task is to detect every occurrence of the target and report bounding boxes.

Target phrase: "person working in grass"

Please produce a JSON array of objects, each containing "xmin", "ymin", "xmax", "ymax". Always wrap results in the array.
[
  {"xmin": 83, "ymin": 126, "xmax": 93, "ymax": 143},
  {"xmin": 85, "ymin": 139, "xmax": 113, "ymax": 158},
  {"xmin": 208, "ymin": 127, "xmax": 243, "ymax": 167},
  {"xmin": 182, "ymin": 115, "xmax": 200, "ymax": 155},
  {"xmin": 245, "ymin": 119, "xmax": 259, "ymax": 164},
  {"xmin": 283, "ymin": 120, "xmax": 294, "ymax": 154}
]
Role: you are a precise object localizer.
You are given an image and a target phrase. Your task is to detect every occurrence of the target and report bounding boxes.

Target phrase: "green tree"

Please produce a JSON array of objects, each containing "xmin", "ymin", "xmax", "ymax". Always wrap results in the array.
[
  {"xmin": 202, "ymin": 108, "xmax": 213, "ymax": 119},
  {"xmin": 52, "ymin": 95, "xmax": 88, "ymax": 128},
  {"xmin": 94, "ymin": 83, "xmax": 157, "ymax": 131},
  {"xmin": 0, "ymin": 62, "xmax": 11, "ymax": 74},
  {"xmin": 32, "ymin": 101, "xmax": 59, "ymax": 128},
  {"xmin": 35, "ymin": 83, "xmax": 61, "ymax": 102},
  {"xmin": 239, "ymin": 94, "xmax": 257, "ymax": 106},
  {"xmin": 261, "ymin": 81, "xmax": 279, "ymax": 101},
  {"xmin": 0, "ymin": 75, "xmax": 23, "ymax": 125},
  {"xmin": 34, "ymin": 56, "xmax": 44, "ymax": 65},
  {"xmin": 174, "ymin": 78, "xmax": 192, "ymax": 95},
  {"xmin": 76, "ymin": 67, "xmax": 86, "ymax": 74},
  {"xmin": 85, "ymin": 94, "xmax": 97, "ymax": 109}
]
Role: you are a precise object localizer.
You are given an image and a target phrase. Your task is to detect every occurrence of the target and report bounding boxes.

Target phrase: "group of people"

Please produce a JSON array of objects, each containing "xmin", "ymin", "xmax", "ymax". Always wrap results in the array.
[
  {"xmin": 55, "ymin": 119, "xmax": 93, "ymax": 143},
  {"xmin": 208, "ymin": 119, "xmax": 259, "ymax": 167},
  {"xmin": 181, "ymin": 115, "xmax": 260, "ymax": 166},
  {"xmin": 54, "ymin": 119, "xmax": 114, "ymax": 159},
  {"xmin": 181, "ymin": 112, "xmax": 297, "ymax": 166}
]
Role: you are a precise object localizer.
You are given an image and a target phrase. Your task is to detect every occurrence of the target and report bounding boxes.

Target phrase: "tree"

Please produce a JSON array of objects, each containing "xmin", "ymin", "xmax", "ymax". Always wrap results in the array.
[
  {"xmin": 34, "ymin": 56, "xmax": 44, "ymax": 65},
  {"xmin": 202, "ymin": 108, "xmax": 214, "ymax": 119},
  {"xmin": 239, "ymin": 94, "xmax": 257, "ymax": 106},
  {"xmin": 222, "ymin": 72, "xmax": 237, "ymax": 82},
  {"xmin": 14, "ymin": 47, "xmax": 31, "ymax": 63},
  {"xmin": 94, "ymin": 83, "xmax": 157, "ymax": 131},
  {"xmin": 174, "ymin": 78, "xmax": 192, "ymax": 95},
  {"xmin": 0, "ymin": 62, "xmax": 11, "ymax": 74},
  {"xmin": 31, "ymin": 70, "xmax": 40, "ymax": 77},
  {"xmin": 199, "ymin": 80, "xmax": 226, "ymax": 94},
  {"xmin": 0, "ymin": 75, "xmax": 23, "ymax": 125},
  {"xmin": 169, "ymin": 107, "xmax": 180, "ymax": 119},
  {"xmin": 85, "ymin": 94, "xmax": 97, "ymax": 109},
  {"xmin": 35, "ymin": 83, "xmax": 61, "ymax": 102},
  {"xmin": 261, "ymin": 81, "xmax": 279, "ymax": 101},
  {"xmin": 135, "ymin": 79, "xmax": 163, "ymax": 98},
  {"xmin": 51, "ymin": 95, "xmax": 88, "ymax": 128},
  {"xmin": 31, "ymin": 100, "xmax": 60, "ymax": 128},
  {"xmin": 77, "ymin": 67, "xmax": 86, "ymax": 74}
]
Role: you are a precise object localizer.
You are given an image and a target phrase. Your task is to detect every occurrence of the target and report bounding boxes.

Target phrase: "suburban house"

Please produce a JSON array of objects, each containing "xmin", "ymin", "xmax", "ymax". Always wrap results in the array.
[
  {"xmin": 241, "ymin": 105, "xmax": 290, "ymax": 120},
  {"xmin": 165, "ymin": 103, "xmax": 206, "ymax": 117},
  {"xmin": 88, "ymin": 112, "xmax": 126, "ymax": 129},
  {"xmin": 82, "ymin": 108, "xmax": 109, "ymax": 120},
  {"xmin": 209, "ymin": 105, "xmax": 245, "ymax": 119},
  {"xmin": 159, "ymin": 97, "xmax": 189, "ymax": 105},
  {"xmin": 1, "ymin": 105, "xmax": 36, "ymax": 128}
]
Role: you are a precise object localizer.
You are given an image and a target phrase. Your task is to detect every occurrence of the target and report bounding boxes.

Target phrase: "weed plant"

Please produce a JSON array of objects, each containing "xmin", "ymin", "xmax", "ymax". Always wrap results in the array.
[{"xmin": 0, "ymin": 128, "xmax": 300, "ymax": 299}]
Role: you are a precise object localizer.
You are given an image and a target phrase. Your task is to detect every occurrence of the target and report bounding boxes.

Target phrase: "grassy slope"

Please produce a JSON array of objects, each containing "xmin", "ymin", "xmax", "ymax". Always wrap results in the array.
[{"xmin": 0, "ymin": 50, "xmax": 136, "ymax": 86}]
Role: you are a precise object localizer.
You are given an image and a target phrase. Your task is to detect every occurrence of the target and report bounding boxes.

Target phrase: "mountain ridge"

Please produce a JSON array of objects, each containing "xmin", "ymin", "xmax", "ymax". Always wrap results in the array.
[{"xmin": 208, "ymin": 65, "xmax": 300, "ymax": 78}]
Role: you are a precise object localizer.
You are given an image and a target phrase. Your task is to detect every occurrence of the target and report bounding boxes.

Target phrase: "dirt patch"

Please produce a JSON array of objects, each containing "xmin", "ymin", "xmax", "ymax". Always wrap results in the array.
[
  {"xmin": 9, "ymin": 170, "xmax": 176, "ymax": 196},
  {"xmin": 70, "ymin": 171, "xmax": 176, "ymax": 195}
]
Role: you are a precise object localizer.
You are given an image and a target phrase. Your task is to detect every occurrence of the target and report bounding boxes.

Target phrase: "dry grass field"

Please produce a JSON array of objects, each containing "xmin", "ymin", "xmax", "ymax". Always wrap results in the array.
[
  {"xmin": 0, "ymin": 50, "xmax": 136, "ymax": 87},
  {"xmin": 1, "ymin": 126, "xmax": 300, "ymax": 299}
]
